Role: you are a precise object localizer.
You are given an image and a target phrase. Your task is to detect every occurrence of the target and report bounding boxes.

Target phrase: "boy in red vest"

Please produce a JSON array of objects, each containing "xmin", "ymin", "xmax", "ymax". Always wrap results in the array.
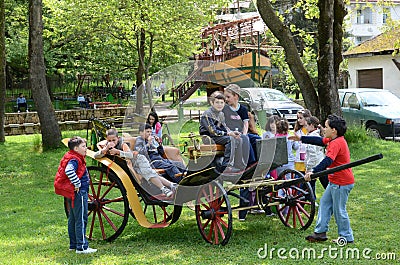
[{"xmin": 54, "ymin": 136, "xmax": 97, "ymax": 254}]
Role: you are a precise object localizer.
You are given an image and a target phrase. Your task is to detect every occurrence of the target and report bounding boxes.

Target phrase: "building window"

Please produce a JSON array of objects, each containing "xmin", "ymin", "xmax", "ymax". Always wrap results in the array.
[
  {"xmin": 356, "ymin": 10, "xmax": 362, "ymax": 24},
  {"xmin": 356, "ymin": 7, "xmax": 372, "ymax": 24},
  {"xmin": 356, "ymin": 36, "xmax": 362, "ymax": 43},
  {"xmin": 383, "ymin": 8, "xmax": 390, "ymax": 24}
]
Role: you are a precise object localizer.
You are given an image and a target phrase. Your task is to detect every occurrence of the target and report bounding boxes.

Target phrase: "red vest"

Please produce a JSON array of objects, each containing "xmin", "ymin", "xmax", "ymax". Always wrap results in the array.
[{"xmin": 54, "ymin": 150, "xmax": 87, "ymax": 205}]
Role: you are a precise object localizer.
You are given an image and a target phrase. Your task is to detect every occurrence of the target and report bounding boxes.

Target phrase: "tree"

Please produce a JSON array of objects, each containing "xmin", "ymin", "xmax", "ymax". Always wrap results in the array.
[
  {"xmin": 257, "ymin": 0, "xmax": 344, "ymax": 120},
  {"xmin": 0, "ymin": 0, "xmax": 5, "ymax": 142},
  {"xmin": 43, "ymin": 0, "xmax": 225, "ymax": 114},
  {"xmin": 29, "ymin": 0, "xmax": 61, "ymax": 149}
]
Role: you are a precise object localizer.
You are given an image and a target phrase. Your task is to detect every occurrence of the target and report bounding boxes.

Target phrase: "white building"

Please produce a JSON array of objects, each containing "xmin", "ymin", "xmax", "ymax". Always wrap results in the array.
[
  {"xmin": 346, "ymin": 0, "xmax": 400, "ymax": 45},
  {"xmin": 343, "ymin": 28, "xmax": 400, "ymax": 97}
]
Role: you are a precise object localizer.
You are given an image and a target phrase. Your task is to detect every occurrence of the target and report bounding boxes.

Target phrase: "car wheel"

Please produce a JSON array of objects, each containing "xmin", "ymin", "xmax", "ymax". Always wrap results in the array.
[{"xmin": 366, "ymin": 124, "xmax": 382, "ymax": 139}]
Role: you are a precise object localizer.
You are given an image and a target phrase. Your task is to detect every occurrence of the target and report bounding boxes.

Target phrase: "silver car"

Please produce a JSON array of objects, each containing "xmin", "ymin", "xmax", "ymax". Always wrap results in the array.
[{"xmin": 239, "ymin": 87, "xmax": 304, "ymax": 125}]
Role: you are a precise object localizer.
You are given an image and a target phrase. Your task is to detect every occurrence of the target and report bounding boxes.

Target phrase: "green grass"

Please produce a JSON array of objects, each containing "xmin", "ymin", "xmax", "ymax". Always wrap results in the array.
[{"xmin": 0, "ymin": 128, "xmax": 399, "ymax": 264}]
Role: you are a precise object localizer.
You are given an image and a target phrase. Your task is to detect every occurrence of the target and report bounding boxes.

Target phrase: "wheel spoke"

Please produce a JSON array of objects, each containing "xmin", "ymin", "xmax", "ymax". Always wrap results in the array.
[
  {"xmin": 99, "ymin": 208, "xmax": 119, "ymax": 231},
  {"xmin": 97, "ymin": 210, "xmax": 107, "ymax": 240},
  {"xmin": 295, "ymin": 204, "xmax": 306, "ymax": 227},
  {"xmin": 213, "ymin": 221, "xmax": 219, "ymax": 245},
  {"xmin": 215, "ymin": 215, "xmax": 228, "ymax": 229},
  {"xmin": 88, "ymin": 211, "xmax": 97, "ymax": 239},
  {"xmin": 296, "ymin": 202, "xmax": 311, "ymax": 218},
  {"xmin": 206, "ymin": 220, "xmax": 214, "ymax": 242},
  {"xmin": 102, "ymin": 206, "xmax": 125, "ymax": 217},
  {"xmin": 99, "ymin": 181, "xmax": 117, "ymax": 201}
]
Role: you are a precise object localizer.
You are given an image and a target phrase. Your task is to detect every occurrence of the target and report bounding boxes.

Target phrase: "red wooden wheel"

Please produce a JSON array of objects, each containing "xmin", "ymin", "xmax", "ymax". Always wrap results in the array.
[
  {"xmin": 195, "ymin": 181, "xmax": 232, "ymax": 245},
  {"xmin": 273, "ymin": 169, "xmax": 315, "ymax": 230}
]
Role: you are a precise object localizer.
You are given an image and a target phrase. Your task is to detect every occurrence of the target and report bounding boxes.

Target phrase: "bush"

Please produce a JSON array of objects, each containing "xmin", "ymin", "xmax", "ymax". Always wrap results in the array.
[{"xmin": 345, "ymin": 124, "xmax": 371, "ymax": 144}]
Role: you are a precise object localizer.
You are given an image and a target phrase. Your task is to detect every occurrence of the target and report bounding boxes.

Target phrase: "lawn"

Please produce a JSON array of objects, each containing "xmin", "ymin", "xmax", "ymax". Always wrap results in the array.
[{"xmin": 0, "ymin": 130, "xmax": 399, "ymax": 264}]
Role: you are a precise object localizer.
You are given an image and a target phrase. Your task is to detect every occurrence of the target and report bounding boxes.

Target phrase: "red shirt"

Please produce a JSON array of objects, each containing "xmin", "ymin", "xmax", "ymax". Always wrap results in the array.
[{"xmin": 323, "ymin": 136, "xmax": 354, "ymax": 185}]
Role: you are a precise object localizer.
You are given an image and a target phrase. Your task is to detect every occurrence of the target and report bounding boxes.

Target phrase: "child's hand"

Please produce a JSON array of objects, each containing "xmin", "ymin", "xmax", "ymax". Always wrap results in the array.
[
  {"xmin": 304, "ymin": 172, "xmax": 312, "ymax": 182},
  {"xmin": 288, "ymin": 134, "xmax": 301, "ymax": 141},
  {"xmin": 108, "ymin": 148, "xmax": 120, "ymax": 156}
]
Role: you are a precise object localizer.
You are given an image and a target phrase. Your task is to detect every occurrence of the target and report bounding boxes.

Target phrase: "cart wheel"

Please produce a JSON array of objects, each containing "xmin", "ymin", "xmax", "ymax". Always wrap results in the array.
[
  {"xmin": 64, "ymin": 166, "xmax": 129, "ymax": 241},
  {"xmin": 162, "ymin": 134, "xmax": 174, "ymax": 146},
  {"xmin": 141, "ymin": 202, "xmax": 182, "ymax": 225},
  {"xmin": 195, "ymin": 181, "xmax": 232, "ymax": 245},
  {"xmin": 273, "ymin": 169, "xmax": 315, "ymax": 230}
]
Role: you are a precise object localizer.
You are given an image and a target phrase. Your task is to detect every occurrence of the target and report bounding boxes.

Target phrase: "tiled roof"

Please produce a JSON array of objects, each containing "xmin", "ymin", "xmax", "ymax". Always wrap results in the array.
[{"xmin": 343, "ymin": 27, "xmax": 400, "ymax": 57}]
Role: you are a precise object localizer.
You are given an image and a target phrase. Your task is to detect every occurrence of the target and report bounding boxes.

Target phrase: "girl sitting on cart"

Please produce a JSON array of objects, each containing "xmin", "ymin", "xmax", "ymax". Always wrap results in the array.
[{"xmin": 94, "ymin": 128, "xmax": 176, "ymax": 198}]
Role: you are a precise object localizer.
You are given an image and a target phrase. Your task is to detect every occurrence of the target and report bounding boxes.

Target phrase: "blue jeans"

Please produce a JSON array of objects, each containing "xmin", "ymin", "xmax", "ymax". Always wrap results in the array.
[
  {"xmin": 67, "ymin": 190, "xmax": 89, "ymax": 251},
  {"xmin": 247, "ymin": 133, "xmax": 260, "ymax": 165},
  {"xmin": 239, "ymin": 188, "xmax": 250, "ymax": 219},
  {"xmin": 315, "ymin": 182, "xmax": 354, "ymax": 242}
]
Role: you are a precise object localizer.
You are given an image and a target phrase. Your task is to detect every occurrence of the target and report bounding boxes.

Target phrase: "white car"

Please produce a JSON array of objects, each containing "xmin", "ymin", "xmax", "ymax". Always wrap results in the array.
[{"xmin": 239, "ymin": 87, "xmax": 304, "ymax": 125}]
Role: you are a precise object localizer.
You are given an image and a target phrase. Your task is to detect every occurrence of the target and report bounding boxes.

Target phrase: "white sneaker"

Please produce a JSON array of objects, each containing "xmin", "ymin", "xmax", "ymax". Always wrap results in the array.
[
  {"xmin": 170, "ymin": 183, "xmax": 178, "ymax": 192},
  {"xmin": 76, "ymin": 247, "xmax": 97, "ymax": 254},
  {"xmin": 250, "ymin": 209, "xmax": 265, "ymax": 214},
  {"xmin": 161, "ymin": 186, "xmax": 173, "ymax": 197}
]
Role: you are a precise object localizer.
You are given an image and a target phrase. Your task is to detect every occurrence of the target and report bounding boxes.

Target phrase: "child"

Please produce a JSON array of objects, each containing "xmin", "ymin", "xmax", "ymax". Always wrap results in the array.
[
  {"xmin": 275, "ymin": 118, "xmax": 299, "ymax": 177},
  {"xmin": 199, "ymin": 91, "xmax": 247, "ymax": 174},
  {"xmin": 293, "ymin": 109, "xmax": 311, "ymax": 173},
  {"xmin": 304, "ymin": 116, "xmax": 327, "ymax": 193},
  {"xmin": 16, "ymin": 93, "xmax": 28, "ymax": 113},
  {"xmin": 223, "ymin": 84, "xmax": 259, "ymax": 166},
  {"xmin": 262, "ymin": 115, "xmax": 279, "ymax": 139},
  {"xmin": 291, "ymin": 114, "xmax": 355, "ymax": 243},
  {"xmin": 54, "ymin": 136, "xmax": 97, "ymax": 254},
  {"xmin": 247, "ymin": 115, "xmax": 281, "ymax": 216},
  {"xmin": 135, "ymin": 123, "xmax": 186, "ymax": 182},
  {"xmin": 77, "ymin": 93, "xmax": 86, "ymax": 108},
  {"xmin": 94, "ymin": 128, "xmax": 176, "ymax": 197},
  {"xmin": 262, "ymin": 115, "xmax": 280, "ymax": 181},
  {"xmin": 94, "ymin": 128, "xmax": 175, "ymax": 197},
  {"xmin": 147, "ymin": 112, "xmax": 162, "ymax": 138},
  {"xmin": 223, "ymin": 84, "xmax": 256, "ymax": 220}
]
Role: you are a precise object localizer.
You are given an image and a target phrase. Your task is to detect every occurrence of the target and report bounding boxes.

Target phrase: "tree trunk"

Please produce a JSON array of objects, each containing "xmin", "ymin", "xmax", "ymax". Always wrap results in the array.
[
  {"xmin": 29, "ymin": 0, "xmax": 61, "ymax": 149},
  {"xmin": 135, "ymin": 28, "xmax": 145, "ymax": 115},
  {"xmin": 317, "ymin": 0, "xmax": 343, "ymax": 121},
  {"xmin": 256, "ymin": 0, "xmax": 320, "ymax": 116},
  {"xmin": 144, "ymin": 33, "xmax": 154, "ymax": 111},
  {"xmin": 0, "ymin": 0, "xmax": 5, "ymax": 142}
]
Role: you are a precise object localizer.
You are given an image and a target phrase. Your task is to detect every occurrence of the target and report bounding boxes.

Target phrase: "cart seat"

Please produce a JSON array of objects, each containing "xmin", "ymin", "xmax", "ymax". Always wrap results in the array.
[
  {"xmin": 96, "ymin": 137, "xmax": 184, "ymax": 176},
  {"xmin": 187, "ymin": 134, "xmax": 225, "ymax": 159},
  {"xmin": 122, "ymin": 136, "xmax": 184, "ymax": 164}
]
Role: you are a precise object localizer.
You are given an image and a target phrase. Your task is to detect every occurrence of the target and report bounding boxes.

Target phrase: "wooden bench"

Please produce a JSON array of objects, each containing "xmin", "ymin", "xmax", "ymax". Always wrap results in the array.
[{"xmin": 89, "ymin": 102, "xmax": 111, "ymax": 108}]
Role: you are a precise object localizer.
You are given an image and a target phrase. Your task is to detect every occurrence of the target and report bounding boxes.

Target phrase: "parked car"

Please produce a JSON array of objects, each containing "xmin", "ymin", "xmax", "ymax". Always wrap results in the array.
[
  {"xmin": 338, "ymin": 88, "xmax": 400, "ymax": 138},
  {"xmin": 239, "ymin": 87, "xmax": 304, "ymax": 125}
]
